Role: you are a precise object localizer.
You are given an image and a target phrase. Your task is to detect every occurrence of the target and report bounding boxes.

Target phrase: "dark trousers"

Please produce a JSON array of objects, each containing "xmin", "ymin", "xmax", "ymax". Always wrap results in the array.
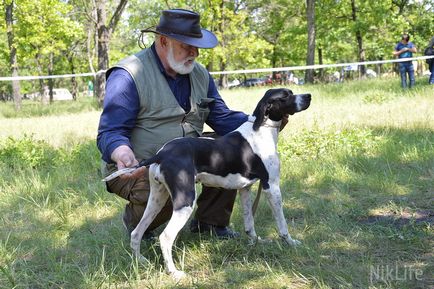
[
  {"xmin": 107, "ymin": 174, "xmax": 237, "ymax": 231},
  {"xmin": 429, "ymin": 61, "xmax": 434, "ymax": 84},
  {"xmin": 398, "ymin": 62, "xmax": 415, "ymax": 88}
]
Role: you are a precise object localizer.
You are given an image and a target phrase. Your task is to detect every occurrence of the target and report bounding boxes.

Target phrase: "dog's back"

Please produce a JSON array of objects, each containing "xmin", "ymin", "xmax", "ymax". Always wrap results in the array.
[{"xmin": 145, "ymin": 132, "xmax": 270, "ymax": 191}]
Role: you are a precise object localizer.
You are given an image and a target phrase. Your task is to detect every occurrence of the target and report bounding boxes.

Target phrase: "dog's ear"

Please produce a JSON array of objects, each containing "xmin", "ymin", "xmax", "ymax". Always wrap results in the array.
[
  {"xmin": 252, "ymin": 103, "xmax": 268, "ymax": 131},
  {"xmin": 253, "ymin": 90, "xmax": 275, "ymax": 131}
]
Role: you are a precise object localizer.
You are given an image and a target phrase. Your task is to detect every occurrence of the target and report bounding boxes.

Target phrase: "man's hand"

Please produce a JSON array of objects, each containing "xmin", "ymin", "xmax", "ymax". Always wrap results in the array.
[{"xmin": 111, "ymin": 145, "xmax": 147, "ymax": 179}]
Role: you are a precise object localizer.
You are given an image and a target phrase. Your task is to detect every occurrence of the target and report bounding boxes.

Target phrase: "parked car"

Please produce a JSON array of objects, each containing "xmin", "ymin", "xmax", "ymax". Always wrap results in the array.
[
  {"xmin": 44, "ymin": 88, "xmax": 73, "ymax": 101},
  {"xmin": 240, "ymin": 78, "xmax": 266, "ymax": 87},
  {"xmin": 227, "ymin": 79, "xmax": 241, "ymax": 88}
]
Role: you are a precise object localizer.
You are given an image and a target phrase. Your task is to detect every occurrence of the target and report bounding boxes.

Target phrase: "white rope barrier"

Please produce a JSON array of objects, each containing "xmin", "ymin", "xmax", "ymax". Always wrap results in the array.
[
  {"xmin": 0, "ymin": 56, "xmax": 432, "ymax": 81},
  {"xmin": 210, "ymin": 55, "xmax": 434, "ymax": 75},
  {"xmin": 0, "ymin": 70, "xmax": 106, "ymax": 81}
]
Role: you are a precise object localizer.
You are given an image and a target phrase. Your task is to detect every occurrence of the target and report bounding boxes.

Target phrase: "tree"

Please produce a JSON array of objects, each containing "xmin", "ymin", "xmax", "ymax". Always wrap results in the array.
[
  {"xmin": 4, "ymin": 0, "xmax": 21, "ymax": 110},
  {"xmin": 350, "ymin": 0, "xmax": 366, "ymax": 76},
  {"xmin": 305, "ymin": 0, "xmax": 315, "ymax": 83},
  {"xmin": 248, "ymin": 0, "xmax": 306, "ymax": 77},
  {"xmin": 11, "ymin": 0, "xmax": 82, "ymax": 104},
  {"xmin": 94, "ymin": 0, "xmax": 128, "ymax": 105}
]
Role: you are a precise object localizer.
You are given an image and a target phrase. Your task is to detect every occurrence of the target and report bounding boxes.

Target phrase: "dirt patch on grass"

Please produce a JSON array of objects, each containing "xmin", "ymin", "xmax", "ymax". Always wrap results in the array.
[{"xmin": 359, "ymin": 208, "xmax": 434, "ymax": 227}]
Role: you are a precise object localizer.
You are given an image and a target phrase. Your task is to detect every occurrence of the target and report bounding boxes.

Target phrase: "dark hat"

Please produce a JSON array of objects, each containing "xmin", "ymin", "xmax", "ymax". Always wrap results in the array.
[{"xmin": 141, "ymin": 9, "xmax": 218, "ymax": 49}]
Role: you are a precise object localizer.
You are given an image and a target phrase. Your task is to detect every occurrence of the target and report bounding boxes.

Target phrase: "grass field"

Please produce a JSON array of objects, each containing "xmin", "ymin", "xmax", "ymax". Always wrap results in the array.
[{"xmin": 0, "ymin": 77, "xmax": 433, "ymax": 288}]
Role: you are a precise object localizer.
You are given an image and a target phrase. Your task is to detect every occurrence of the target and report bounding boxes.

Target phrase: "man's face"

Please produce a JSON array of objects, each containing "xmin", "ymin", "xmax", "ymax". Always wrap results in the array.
[{"xmin": 166, "ymin": 38, "xmax": 199, "ymax": 75}]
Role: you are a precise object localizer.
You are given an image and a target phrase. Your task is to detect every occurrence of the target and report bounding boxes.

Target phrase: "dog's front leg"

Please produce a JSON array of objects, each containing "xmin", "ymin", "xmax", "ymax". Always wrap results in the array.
[
  {"xmin": 239, "ymin": 187, "xmax": 259, "ymax": 244},
  {"xmin": 264, "ymin": 183, "xmax": 301, "ymax": 246}
]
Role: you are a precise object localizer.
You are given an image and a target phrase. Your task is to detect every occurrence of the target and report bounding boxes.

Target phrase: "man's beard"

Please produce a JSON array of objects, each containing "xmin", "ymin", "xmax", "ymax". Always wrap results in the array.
[{"xmin": 167, "ymin": 43, "xmax": 195, "ymax": 75}]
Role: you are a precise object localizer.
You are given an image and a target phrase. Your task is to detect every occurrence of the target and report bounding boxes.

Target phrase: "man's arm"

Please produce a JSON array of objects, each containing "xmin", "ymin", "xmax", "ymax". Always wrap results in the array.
[
  {"xmin": 393, "ymin": 43, "xmax": 417, "ymax": 56},
  {"xmin": 393, "ymin": 43, "xmax": 405, "ymax": 56},
  {"xmin": 408, "ymin": 43, "xmax": 417, "ymax": 53},
  {"xmin": 205, "ymin": 75, "xmax": 248, "ymax": 135},
  {"xmin": 97, "ymin": 68, "xmax": 139, "ymax": 164}
]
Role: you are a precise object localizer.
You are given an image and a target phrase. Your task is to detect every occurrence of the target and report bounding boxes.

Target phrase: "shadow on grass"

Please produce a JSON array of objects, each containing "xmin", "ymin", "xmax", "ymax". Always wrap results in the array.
[
  {"xmin": 239, "ymin": 125, "xmax": 433, "ymax": 289},
  {"xmin": 0, "ymin": 126, "xmax": 433, "ymax": 288}
]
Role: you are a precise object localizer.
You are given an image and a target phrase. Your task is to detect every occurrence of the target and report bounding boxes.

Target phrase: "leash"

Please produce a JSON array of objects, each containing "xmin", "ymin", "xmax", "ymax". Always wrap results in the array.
[{"xmin": 252, "ymin": 181, "xmax": 263, "ymax": 216}]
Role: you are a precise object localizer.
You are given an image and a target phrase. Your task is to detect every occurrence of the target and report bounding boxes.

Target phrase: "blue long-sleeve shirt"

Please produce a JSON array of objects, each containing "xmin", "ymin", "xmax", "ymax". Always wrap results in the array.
[{"xmin": 97, "ymin": 45, "xmax": 248, "ymax": 163}]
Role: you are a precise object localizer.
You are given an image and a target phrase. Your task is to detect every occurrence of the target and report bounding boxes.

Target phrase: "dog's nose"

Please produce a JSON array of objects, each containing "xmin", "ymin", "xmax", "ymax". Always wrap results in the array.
[{"xmin": 298, "ymin": 94, "xmax": 311, "ymax": 110}]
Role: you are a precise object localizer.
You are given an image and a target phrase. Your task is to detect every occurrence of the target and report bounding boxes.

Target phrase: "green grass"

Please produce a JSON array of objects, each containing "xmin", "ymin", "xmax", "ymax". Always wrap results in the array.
[
  {"xmin": 0, "ymin": 96, "xmax": 100, "ymax": 119},
  {"xmin": 0, "ymin": 77, "xmax": 433, "ymax": 288}
]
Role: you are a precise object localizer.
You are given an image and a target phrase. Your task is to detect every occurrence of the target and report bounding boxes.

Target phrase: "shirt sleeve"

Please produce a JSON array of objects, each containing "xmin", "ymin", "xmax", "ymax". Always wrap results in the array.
[
  {"xmin": 206, "ymin": 74, "xmax": 248, "ymax": 136},
  {"xmin": 96, "ymin": 68, "xmax": 140, "ymax": 163}
]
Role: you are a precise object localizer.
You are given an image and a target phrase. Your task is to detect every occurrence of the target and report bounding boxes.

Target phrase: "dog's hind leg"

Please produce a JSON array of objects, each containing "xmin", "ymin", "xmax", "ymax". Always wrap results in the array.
[
  {"xmin": 159, "ymin": 202, "xmax": 195, "ymax": 280},
  {"xmin": 158, "ymin": 162, "xmax": 196, "ymax": 279},
  {"xmin": 239, "ymin": 186, "xmax": 258, "ymax": 244},
  {"xmin": 131, "ymin": 170, "xmax": 169, "ymax": 262},
  {"xmin": 263, "ymin": 183, "xmax": 301, "ymax": 246}
]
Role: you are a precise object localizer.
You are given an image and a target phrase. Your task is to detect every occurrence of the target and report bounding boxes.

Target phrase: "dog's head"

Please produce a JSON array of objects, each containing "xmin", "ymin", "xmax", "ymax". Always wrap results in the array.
[{"xmin": 252, "ymin": 88, "xmax": 311, "ymax": 131}]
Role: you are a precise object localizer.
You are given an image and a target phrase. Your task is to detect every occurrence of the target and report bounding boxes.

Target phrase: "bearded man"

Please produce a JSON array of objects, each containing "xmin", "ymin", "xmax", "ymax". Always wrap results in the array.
[{"xmin": 97, "ymin": 9, "xmax": 248, "ymax": 240}]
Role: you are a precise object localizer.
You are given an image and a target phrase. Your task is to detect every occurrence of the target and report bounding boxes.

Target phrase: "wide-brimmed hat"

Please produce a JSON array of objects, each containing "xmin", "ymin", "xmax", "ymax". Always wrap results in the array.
[{"xmin": 141, "ymin": 9, "xmax": 218, "ymax": 49}]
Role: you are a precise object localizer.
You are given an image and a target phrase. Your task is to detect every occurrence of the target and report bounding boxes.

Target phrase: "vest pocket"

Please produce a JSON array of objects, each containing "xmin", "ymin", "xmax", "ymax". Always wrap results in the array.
[
  {"xmin": 197, "ymin": 106, "xmax": 211, "ymax": 121},
  {"xmin": 196, "ymin": 98, "xmax": 214, "ymax": 121}
]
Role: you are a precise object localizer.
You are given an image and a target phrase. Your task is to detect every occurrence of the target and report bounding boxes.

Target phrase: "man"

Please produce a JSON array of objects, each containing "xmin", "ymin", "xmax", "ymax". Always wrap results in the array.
[
  {"xmin": 393, "ymin": 34, "xmax": 417, "ymax": 88},
  {"xmin": 424, "ymin": 36, "xmax": 434, "ymax": 85},
  {"xmin": 97, "ymin": 9, "xmax": 248, "ymax": 240}
]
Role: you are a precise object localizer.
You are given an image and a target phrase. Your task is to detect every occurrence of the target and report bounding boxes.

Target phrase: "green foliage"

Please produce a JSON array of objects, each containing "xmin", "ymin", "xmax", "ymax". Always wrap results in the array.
[
  {"xmin": 279, "ymin": 127, "xmax": 382, "ymax": 160},
  {"xmin": 0, "ymin": 96, "xmax": 99, "ymax": 118},
  {"xmin": 0, "ymin": 135, "xmax": 57, "ymax": 168},
  {"xmin": 14, "ymin": 0, "xmax": 82, "ymax": 60},
  {"xmin": 362, "ymin": 91, "xmax": 394, "ymax": 104}
]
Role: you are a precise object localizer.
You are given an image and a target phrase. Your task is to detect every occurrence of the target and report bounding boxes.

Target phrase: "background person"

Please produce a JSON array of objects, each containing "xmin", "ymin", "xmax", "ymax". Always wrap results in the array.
[
  {"xmin": 97, "ymin": 9, "xmax": 248, "ymax": 240},
  {"xmin": 424, "ymin": 36, "xmax": 434, "ymax": 84},
  {"xmin": 393, "ymin": 33, "xmax": 417, "ymax": 88}
]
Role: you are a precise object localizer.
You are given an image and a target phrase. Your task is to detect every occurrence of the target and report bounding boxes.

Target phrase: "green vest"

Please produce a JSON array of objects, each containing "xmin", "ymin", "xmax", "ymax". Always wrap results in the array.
[{"xmin": 102, "ymin": 47, "xmax": 212, "ymax": 176}]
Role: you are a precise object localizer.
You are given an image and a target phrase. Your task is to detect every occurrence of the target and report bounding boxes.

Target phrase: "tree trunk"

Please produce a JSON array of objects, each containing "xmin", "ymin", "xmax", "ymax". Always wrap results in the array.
[
  {"xmin": 271, "ymin": 45, "xmax": 277, "ymax": 80},
  {"xmin": 68, "ymin": 54, "xmax": 78, "ymax": 100},
  {"xmin": 5, "ymin": 0, "xmax": 21, "ymax": 111},
  {"xmin": 48, "ymin": 52, "xmax": 54, "ymax": 103},
  {"xmin": 305, "ymin": 0, "xmax": 316, "ymax": 83},
  {"xmin": 35, "ymin": 52, "xmax": 48, "ymax": 105},
  {"xmin": 351, "ymin": 0, "xmax": 366, "ymax": 77},
  {"xmin": 217, "ymin": 0, "xmax": 227, "ymax": 88},
  {"xmin": 95, "ymin": 0, "xmax": 108, "ymax": 105},
  {"xmin": 95, "ymin": 0, "xmax": 128, "ymax": 106},
  {"xmin": 318, "ymin": 46, "xmax": 324, "ymax": 80}
]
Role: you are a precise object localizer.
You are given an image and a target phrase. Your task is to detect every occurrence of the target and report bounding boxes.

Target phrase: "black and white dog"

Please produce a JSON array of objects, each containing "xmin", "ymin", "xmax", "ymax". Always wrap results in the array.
[{"xmin": 106, "ymin": 88, "xmax": 311, "ymax": 279}]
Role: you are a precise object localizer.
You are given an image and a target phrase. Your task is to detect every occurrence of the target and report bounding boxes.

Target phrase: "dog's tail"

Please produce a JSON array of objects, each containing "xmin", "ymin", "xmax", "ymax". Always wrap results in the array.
[{"xmin": 138, "ymin": 154, "xmax": 160, "ymax": 168}]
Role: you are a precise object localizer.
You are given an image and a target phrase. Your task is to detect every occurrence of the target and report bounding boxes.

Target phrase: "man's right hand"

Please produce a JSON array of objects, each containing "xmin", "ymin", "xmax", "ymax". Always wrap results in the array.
[{"xmin": 110, "ymin": 145, "xmax": 147, "ymax": 179}]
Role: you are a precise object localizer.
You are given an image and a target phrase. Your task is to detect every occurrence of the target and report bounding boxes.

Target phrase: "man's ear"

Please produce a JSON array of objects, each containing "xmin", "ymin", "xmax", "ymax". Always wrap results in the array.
[{"xmin": 159, "ymin": 35, "xmax": 169, "ymax": 48}]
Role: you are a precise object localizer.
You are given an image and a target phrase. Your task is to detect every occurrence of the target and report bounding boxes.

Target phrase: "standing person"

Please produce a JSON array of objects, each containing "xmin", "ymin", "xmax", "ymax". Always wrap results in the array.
[
  {"xmin": 393, "ymin": 33, "xmax": 417, "ymax": 88},
  {"xmin": 424, "ymin": 36, "xmax": 434, "ymax": 84},
  {"xmin": 97, "ymin": 9, "xmax": 248, "ymax": 240}
]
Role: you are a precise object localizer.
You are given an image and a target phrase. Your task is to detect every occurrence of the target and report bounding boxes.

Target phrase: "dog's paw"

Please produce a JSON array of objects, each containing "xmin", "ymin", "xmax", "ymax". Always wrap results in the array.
[
  {"xmin": 281, "ymin": 235, "xmax": 301, "ymax": 247},
  {"xmin": 247, "ymin": 236, "xmax": 259, "ymax": 246},
  {"xmin": 257, "ymin": 237, "xmax": 273, "ymax": 244},
  {"xmin": 170, "ymin": 270, "xmax": 187, "ymax": 281},
  {"xmin": 133, "ymin": 253, "xmax": 148, "ymax": 264}
]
